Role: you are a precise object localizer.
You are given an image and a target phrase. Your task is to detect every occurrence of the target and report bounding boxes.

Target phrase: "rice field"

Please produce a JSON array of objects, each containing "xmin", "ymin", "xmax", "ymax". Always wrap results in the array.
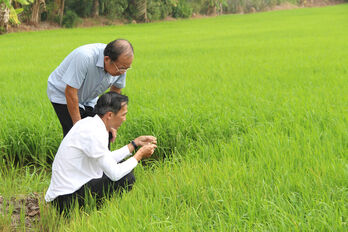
[{"xmin": 0, "ymin": 4, "xmax": 347, "ymax": 231}]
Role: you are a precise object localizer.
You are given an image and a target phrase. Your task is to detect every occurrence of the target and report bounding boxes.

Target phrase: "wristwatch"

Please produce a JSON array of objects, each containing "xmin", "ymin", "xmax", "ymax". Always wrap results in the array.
[{"xmin": 131, "ymin": 140, "xmax": 138, "ymax": 150}]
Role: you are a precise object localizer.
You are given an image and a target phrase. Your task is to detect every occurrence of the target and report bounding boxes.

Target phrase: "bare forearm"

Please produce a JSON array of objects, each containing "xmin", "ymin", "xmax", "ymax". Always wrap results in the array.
[
  {"xmin": 127, "ymin": 143, "xmax": 135, "ymax": 153},
  {"xmin": 110, "ymin": 85, "xmax": 122, "ymax": 94},
  {"xmin": 133, "ymin": 153, "xmax": 142, "ymax": 162},
  {"xmin": 127, "ymin": 143, "xmax": 143, "ymax": 162},
  {"xmin": 65, "ymin": 86, "xmax": 81, "ymax": 124},
  {"xmin": 128, "ymin": 137, "xmax": 157, "ymax": 161}
]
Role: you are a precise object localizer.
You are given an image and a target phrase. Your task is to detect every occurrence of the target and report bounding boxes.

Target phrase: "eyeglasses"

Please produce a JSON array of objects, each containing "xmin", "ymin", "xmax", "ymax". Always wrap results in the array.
[{"xmin": 113, "ymin": 62, "xmax": 131, "ymax": 73}]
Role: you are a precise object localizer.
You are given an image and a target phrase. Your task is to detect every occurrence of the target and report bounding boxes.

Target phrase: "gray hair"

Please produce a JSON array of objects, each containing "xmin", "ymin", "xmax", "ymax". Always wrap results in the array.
[{"xmin": 104, "ymin": 39, "xmax": 134, "ymax": 61}]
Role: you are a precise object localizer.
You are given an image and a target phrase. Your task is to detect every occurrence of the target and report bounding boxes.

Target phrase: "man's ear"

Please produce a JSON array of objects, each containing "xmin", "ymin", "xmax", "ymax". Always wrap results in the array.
[
  {"xmin": 104, "ymin": 111, "xmax": 113, "ymax": 120},
  {"xmin": 104, "ymin": 56, "xmax": 111, "ymax": 63},
  {"xmin": 106, "ymin": 111, "xmax": 113, "ymax": 119}
]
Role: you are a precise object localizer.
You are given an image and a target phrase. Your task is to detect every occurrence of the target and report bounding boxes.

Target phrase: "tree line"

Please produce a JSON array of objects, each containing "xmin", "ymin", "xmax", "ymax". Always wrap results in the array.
[{"xmin": 0, "ymin": 0, "xmax": 343, "ymax": 34}]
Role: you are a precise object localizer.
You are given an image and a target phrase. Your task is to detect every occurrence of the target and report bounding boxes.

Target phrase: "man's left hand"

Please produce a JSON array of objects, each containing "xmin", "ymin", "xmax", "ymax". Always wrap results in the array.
[
  {"xmin": 110, "ymin": 128, "xmax": 117, "ymax": 143},
  {"xmin": 134, "ymin": 136, "xmax": 157, "ymax": 147}
]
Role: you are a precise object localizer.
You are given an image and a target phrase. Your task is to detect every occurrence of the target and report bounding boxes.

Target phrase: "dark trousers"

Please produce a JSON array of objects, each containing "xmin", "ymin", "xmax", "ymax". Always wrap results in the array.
[
  {"xmin": 53, "ymin": 172, "xmax": 136, "ymax": 214},
  {"xmin": 51, "ymin": 102, "xmax": 112, "ymax": 149},
  {"xmin": 51, "ymin": 102, "xmax": 96, "ymax": 137}
]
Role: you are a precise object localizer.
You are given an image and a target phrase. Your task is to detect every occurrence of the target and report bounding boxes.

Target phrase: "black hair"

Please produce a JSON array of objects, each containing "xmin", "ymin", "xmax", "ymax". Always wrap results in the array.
[
  {"xmin": 94, "ymin": 92, "xmax": 129, "ymax": 117},
  {"xmin": 104, "ymin": 39, "xmax": 134, "ymax": 61}
]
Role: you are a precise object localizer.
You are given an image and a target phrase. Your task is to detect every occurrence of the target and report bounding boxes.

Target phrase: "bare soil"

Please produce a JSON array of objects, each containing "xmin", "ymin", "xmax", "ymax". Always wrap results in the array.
[
  {"xmin": 77, "ymin": 16, "xmax": 124, "ymax": 28},
  {"xmin": 6, "ymin": 21, "xmax": 60, "ymax": 33},
  {"xmin": 0, "ymin": 193, "xmax": 41, "ymax": 231},
  {"xmin": 269, "ymin": 0, "xmax": 344, "ymax": 11},
  {"xmin": 6, "ymin": 16, "xmax": 124, "ymax": 33}
]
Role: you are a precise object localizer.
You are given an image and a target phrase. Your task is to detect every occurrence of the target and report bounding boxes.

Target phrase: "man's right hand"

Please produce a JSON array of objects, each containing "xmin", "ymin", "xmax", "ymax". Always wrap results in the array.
[
  {"xmin": 134, "ymin": 136, "xmax": 157, "ymax": 147},
  {"xmin": 134, "ymin": 144, "xmax": 157, "ymax": 162}
]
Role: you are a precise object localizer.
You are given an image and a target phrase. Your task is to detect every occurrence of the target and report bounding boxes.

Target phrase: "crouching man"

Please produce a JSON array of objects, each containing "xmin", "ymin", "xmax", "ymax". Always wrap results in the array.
[{"xmin": 45, "ymin": 92, "xmax": 157, "ymax": 213}]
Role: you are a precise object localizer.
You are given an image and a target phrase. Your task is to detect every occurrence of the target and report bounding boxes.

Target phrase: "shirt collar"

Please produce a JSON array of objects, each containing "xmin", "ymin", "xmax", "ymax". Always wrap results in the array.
[
  {"xmin": 96, "ymin": 50, "xmax": 104, "ymax": 68},
  {"xmin": 93, "ymin": 114, "xmax": 108, "ymax": 133}
]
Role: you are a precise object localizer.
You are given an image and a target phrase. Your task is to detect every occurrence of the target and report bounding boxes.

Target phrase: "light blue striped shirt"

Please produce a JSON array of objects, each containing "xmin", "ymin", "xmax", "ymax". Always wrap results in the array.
[{"xmin": 47, "ymin": 43, "xmax": 126, "ymax": 108}]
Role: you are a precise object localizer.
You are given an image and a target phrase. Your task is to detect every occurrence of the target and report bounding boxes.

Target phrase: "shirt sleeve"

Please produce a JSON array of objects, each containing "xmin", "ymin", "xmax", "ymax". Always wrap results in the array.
[
  {"xmin": 110, "ymin": 145, "xmax": 132, "ymax": 162},
  {"xmin": 112, "ymin": 73, "xmax": 126, "ymax": 88},
  {"xmin": 97, "ymin": 155, "xmax": 138, "ymax": 181},
  {"xmin": 61, "ymin": 51, "xmax": 90, "ymax": 89}
]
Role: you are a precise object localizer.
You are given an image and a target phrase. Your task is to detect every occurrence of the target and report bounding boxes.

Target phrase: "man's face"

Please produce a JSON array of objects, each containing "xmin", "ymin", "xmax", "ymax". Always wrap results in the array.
[
  {"xmin": 105, "ymin": 53, "xmax": 133, "ymax": 76},
  {"xmin": 109, "ymin": 103, "xmax": 128, "ymax": 130}
]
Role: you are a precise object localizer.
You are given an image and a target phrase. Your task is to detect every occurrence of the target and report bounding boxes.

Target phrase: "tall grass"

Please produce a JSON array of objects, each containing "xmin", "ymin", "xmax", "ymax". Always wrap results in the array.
[{"xmin": 0, "ymin": 4, "xmax": 347, "ymax": 231}]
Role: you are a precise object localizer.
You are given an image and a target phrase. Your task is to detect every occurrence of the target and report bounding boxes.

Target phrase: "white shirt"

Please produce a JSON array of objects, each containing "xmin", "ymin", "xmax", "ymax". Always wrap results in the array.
[{"xmin": 45, "ymin": 115, "xmax": 138, "ymax": 202}]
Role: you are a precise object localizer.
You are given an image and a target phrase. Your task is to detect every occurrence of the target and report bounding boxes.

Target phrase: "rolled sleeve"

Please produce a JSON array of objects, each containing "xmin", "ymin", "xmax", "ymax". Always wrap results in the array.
[{"xmin": 113, "ymin": 73, "xmax": 126, "ymax": 89}]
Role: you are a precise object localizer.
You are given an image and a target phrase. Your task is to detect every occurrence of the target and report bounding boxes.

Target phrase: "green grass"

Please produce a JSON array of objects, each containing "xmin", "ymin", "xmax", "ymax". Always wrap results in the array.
[{"xmin": 0, "ymin": 4, "xmax": 347, "ymax": 231}]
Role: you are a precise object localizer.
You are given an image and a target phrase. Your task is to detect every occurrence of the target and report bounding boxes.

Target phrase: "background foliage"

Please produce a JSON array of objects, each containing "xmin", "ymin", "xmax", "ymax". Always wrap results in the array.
[{"xmin": 0, "ymin": 0, "xmax": 343, "ymax": 31}]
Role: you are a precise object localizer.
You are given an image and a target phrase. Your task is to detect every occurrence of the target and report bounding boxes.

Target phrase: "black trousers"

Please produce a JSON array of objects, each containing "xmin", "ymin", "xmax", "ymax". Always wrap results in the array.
[
  {"xmin": 51, "ymin": 102, "xmax": 112, "ymax": 149},
  {"xmin": 51, "ymin": 102, "xmax": 96, "ymax": 137},
  {"xmin": 53, "ymin": 172, "xmax": 136, "ymax": 214}
]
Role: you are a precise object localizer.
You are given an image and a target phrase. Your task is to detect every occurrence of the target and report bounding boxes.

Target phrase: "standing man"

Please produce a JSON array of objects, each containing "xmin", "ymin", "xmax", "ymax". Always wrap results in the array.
[{"xmin": 47, "ymin": 39, "xmax": 134, "ymax": 139}]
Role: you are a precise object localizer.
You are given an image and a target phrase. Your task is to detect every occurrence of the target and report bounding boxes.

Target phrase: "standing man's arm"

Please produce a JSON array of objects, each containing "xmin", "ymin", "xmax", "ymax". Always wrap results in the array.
[
  {"xmin": 109, "ymin": 85, "xmax": 123, "ymax": 142},
  {"xmin": 60, "ymin": 51, "xmax": 90, "ymax": 126},
  {"xmin": 65, "ymin": 85, "xmax": 81, "ymax": 125},
  {"xmin": 107, "ymin": 85, "xmax": 121, "ymax": 142},
  {"xmin": 110, "ymin": 72, "xmax": 126, "ymax": 94},
  {"xmin": 110, "ymin": 85, "xmax": 122, "ymax": 94}
]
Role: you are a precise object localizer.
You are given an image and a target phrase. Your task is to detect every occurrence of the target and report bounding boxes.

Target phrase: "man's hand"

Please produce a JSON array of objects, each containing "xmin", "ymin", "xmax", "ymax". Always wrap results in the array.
[
  {"xmin": 110, "ymin": 128, "xmax": 117, "ymax": 143},
  {"xmin": 133, "ymin": 144, "xmax": 157, "ymax": 162},
  {"xmin": 134, "ymin": 136, "xmax": 157, "ymax": 147}
]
